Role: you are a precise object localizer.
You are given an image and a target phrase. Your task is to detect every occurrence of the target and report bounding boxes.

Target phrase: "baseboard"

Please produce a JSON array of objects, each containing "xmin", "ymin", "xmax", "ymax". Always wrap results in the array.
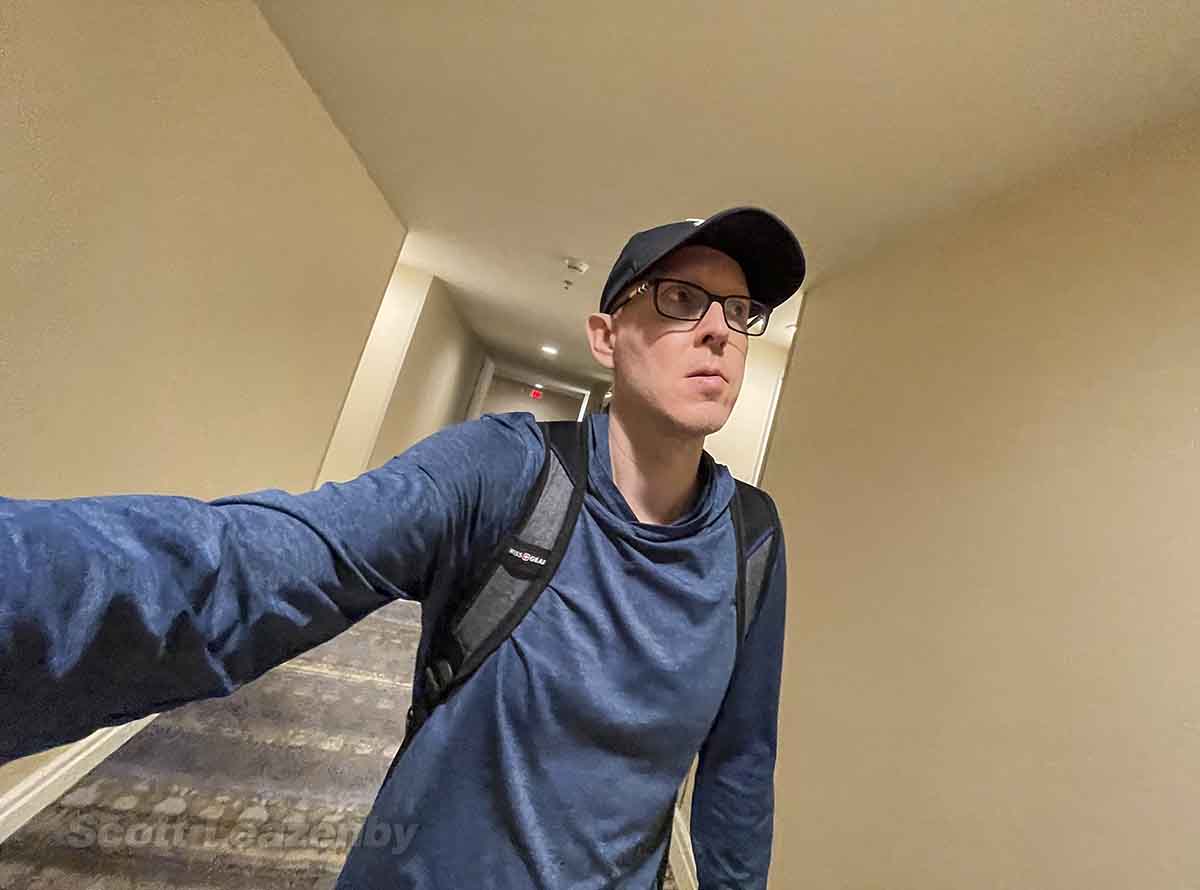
[{"xmin": 0, "ymin": 714, "xmax": 158, "ymax": 845}]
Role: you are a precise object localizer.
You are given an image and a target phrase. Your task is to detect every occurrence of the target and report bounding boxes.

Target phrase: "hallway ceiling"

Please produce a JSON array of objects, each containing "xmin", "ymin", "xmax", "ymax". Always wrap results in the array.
[{"xmin": 256, "ymin": 1, "xmax": 1200, "ymax": 383}]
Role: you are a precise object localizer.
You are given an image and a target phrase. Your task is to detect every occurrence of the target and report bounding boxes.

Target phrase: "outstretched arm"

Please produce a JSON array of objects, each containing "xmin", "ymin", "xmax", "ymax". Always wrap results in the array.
[{"xmin": 0, "ymin": 412, "xmax": 542, "ymax": 761}]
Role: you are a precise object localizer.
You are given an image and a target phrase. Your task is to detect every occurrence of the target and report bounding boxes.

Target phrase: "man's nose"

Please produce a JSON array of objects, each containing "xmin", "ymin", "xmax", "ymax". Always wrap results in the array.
[{"xmin": 695, "ymin": 301, "xmax": 730, "ymax": 346}]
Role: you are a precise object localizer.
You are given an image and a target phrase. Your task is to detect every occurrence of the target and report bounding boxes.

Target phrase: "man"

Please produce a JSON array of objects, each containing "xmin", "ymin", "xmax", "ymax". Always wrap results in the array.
[{"xmin": 0, "ymin": 207, "xmax": 805, "ymax": 888}]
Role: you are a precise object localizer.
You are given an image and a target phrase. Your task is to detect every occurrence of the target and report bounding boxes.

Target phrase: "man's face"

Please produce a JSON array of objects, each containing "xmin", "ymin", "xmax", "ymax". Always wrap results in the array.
[{"xmin": 590, "ymin": 245, "xmax": 750, "ymax": 437}]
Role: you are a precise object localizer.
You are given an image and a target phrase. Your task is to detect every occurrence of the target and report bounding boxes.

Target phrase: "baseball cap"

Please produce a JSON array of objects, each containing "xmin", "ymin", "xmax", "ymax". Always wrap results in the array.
[{"xmin": 599, "ymin": 206, "xmax": 806, "ymax": 315}]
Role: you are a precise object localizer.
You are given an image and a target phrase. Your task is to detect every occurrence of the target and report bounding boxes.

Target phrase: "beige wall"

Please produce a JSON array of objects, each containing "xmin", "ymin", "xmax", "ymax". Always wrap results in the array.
[
  {"xmin": 481, "ymin": 375, "xmax": 583, "ymax": 423},
  {"xmin": 0, "ymin": 0, "xmax": 404, "ymax": 500},
  {"xmin": 368, "ymin": 278, "xmax": 485, "ymax": 468},
  {"xmin": 0, "ymin": 0, "xmax": 403, "ymax": 792},
  {"xmin": 762, "ymin": 111, "xmax": 1200, "ymax": 889},
  {"xmin": 705, "ymin": 340, "xmax": 789, "ymax": 482}
]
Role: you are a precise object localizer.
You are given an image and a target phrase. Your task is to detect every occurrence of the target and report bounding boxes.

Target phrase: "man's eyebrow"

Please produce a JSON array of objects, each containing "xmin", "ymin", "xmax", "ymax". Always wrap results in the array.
[{"xmin": 659, "ymin": 276, "xmax": 753, "ymax": 297}]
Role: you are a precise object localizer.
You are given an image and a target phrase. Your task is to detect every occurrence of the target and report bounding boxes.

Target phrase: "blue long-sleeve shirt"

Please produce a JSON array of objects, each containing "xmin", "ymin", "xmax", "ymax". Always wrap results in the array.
[{"xmin": 0, "ymin": 410, "xmax": 787, "ymax": 889}]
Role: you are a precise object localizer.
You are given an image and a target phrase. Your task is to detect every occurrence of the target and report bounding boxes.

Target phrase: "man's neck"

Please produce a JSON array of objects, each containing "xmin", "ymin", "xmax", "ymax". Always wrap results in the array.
[{"xmin": 606, "ymin": 402, "xmax": 705, "ymax": 525}]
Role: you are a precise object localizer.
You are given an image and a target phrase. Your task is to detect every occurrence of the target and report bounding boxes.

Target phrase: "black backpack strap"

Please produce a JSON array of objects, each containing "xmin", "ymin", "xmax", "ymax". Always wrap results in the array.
[
  {"xmin": 730, "ymin": 479, "xmax": 782, "ymax": 655},
  {"xmin": 401, "ymin": 419, "xmax": 588, "ymax": 751}
]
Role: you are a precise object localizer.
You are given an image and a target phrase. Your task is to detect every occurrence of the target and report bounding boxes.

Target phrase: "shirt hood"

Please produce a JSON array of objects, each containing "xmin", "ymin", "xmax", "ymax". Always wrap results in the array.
[{"xmin": 585, "ymin": 410, "xmax": 736, "ymax": 544}]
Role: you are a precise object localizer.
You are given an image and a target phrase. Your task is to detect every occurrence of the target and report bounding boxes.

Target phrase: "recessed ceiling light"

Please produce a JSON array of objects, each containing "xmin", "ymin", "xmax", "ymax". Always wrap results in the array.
[
  {"xmin": 534, "ymin": 383, "xmax": 544, "ymax": 390},
  {"xmin": 541, "ymin": 345, "xmax": 559, "ymax": 356}
]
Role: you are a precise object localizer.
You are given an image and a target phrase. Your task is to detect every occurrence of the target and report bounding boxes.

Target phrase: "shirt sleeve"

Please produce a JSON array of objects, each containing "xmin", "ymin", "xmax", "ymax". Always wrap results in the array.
[
  {"xmin": 0, "ymin": 412, "xmax": 543, "ymax": 762},
  {"xmin": 690, "ymin": 530, "xmax": 788, "ymax": 890}
]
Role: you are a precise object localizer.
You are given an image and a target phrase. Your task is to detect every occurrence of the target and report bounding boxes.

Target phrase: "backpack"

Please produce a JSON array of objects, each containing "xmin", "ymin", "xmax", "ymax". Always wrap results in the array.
[{"xmin": 394, "ymin": 418, "xmax": 783, "ymax": 879}]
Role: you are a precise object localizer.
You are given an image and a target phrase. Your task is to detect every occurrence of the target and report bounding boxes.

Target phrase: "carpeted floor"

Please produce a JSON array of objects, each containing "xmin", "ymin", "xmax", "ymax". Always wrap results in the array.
[
  {"xmin": 0, "ymin": 601, "xmax": 420, "ymax": 889},
  {"xmin": 0, "ymin": 600, "xmax": 680, "ymax": 889}
]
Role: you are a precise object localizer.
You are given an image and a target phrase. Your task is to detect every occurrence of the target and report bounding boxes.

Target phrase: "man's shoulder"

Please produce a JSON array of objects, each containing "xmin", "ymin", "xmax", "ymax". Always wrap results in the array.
[
  {"xmin": 732, "ymin": 478, "xmax": 784, "ymax": 557},
  {"xmin": 466, "ymin": 411, "xmax": 548, "ymax": 465},
  {"xmin": 403, "ymin": 411, "xmax": 545, "ymax": 466},
  {"xmin": 475, "ymin": 410, "xmax": 545, "ymax": 443},
  {"xmin": 419, "ymin": 412, "xmax": 548, "ymax": 502}
]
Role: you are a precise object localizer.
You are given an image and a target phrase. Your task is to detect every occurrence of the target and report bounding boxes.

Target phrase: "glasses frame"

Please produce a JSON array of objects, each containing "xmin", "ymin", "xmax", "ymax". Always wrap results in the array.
[{"xmin": 610, "ymin": 278, "xmax": 772, "ymax": 337}]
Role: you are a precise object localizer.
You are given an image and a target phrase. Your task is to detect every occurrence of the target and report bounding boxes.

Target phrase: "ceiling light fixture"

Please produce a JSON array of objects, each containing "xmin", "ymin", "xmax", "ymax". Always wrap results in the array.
[{"xmin": 541, "ymin": 345, "xmax": 559, "ymax": 356}]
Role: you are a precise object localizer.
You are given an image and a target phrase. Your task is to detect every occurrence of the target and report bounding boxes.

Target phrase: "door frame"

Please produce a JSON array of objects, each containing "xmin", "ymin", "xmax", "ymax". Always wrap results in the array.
[{"xmin": 467, "ymin": 356, "xmax": 593, "ymax": 422}]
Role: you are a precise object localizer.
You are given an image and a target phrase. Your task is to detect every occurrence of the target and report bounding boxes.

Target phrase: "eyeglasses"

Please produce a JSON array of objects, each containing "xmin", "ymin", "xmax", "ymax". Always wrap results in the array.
[{"xmin": 610, "ymin": 278, "xmax": 772, "ymax": 336}]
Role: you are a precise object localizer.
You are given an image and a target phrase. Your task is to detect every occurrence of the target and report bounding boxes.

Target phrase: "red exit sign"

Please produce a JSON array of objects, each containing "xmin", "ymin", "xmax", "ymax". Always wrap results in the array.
[{"xmin": 530, "ymin": 389, "xmax": 543, "ymax": 400}]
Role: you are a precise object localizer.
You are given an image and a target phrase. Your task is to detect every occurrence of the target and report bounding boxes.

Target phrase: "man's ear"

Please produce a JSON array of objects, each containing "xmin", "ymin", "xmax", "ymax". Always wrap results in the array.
[{"xmin": 586, "ymin": 313, "xmax": 616, "ymax": 371}]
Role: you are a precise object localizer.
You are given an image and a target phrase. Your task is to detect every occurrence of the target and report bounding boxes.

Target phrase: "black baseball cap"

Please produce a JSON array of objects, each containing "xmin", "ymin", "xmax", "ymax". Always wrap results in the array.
[{"xmin": 599, "ymin": 206, "xmax": 806, "ymax": 314}]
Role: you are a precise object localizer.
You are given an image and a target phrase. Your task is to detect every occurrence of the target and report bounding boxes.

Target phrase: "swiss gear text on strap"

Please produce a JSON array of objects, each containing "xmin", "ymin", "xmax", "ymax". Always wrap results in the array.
[{"xmin": 400, "ymin": 421, "xmax": 588, "ymax": 753}]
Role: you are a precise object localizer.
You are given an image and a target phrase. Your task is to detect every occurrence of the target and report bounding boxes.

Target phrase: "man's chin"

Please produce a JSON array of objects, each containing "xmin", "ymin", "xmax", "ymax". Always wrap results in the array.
[{"xmin": 666, "ymin": 401, "xmax": 733, "ymax": 439}]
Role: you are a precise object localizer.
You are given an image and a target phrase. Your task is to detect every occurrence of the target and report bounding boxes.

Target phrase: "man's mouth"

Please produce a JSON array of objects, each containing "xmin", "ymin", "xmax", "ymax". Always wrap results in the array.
[{"xmin": 687, "ymin": 367, "xmax": 727, "ymax": 382}]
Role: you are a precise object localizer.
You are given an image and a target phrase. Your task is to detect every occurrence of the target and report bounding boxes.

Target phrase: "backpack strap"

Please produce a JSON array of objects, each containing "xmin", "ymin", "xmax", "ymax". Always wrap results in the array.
[
  {"xmin": 401, "ymin": 419, "xmax": 589, "ymax": 751},
  {"xmin": 730, "ymin": 479, "xmax": 782, "ymax": 655}
]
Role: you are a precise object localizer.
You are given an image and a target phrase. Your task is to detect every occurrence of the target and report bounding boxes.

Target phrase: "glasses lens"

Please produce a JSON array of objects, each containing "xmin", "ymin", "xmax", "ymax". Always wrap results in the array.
[
  {"xmin": 725, "ymin": 297, "xmax": 770, "ymax": 335},
  {"xmin": 656, "ymin": 281, "xmax": 710, "ymax": 320}
]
